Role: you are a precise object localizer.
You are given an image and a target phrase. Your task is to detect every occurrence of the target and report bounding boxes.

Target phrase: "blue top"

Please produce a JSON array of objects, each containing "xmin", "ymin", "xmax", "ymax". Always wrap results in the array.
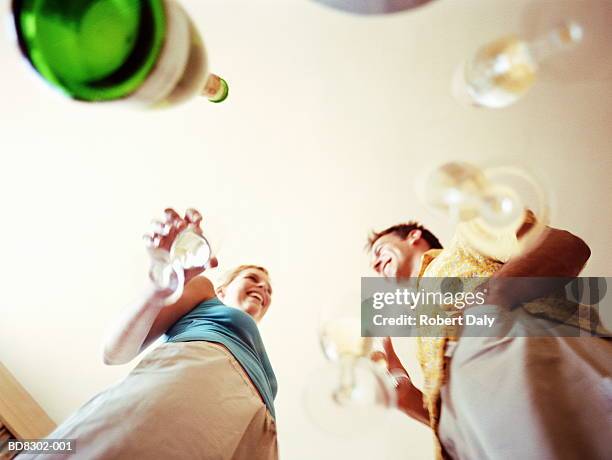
[{"xmin": 164, "ymin": 297, "xmax": 277, "ymax": 418}]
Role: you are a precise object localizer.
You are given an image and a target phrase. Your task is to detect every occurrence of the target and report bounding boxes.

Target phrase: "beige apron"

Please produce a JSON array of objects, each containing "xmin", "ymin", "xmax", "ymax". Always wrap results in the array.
[{"xmin": 18, "ymin": 341, "xmax": 278, "ymax": 460}]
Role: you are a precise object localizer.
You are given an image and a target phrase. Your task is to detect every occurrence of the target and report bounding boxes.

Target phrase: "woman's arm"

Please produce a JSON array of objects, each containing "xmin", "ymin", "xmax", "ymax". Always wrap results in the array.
[
  {"xmin": 102, "ymin": 275, "xmax": 215, "ymax": 365},
  {"xmin": 102, "ymin": 207, "xmax": 216, "ymax": 365}
]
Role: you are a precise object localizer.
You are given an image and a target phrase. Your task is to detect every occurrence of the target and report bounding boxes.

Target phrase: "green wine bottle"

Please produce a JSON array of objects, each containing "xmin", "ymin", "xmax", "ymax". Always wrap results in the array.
[{"xmin": 11, "ymin": 0, "xmax": 228, "ymax": 106}]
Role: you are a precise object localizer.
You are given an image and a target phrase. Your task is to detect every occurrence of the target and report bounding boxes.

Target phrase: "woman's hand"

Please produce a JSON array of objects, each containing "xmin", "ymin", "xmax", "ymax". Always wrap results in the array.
[
  {"xmin": 102, "ymin": 208, "xmax": 218, "ymax": 365},
  {"xmin": 143, "ymin": 208, "xmax": 218, "ymax": 298}
]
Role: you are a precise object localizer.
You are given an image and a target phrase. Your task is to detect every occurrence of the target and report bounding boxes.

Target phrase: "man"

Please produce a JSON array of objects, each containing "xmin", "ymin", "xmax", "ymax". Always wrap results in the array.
[{"xmin": 368, "ymin": 220, "xmax": 611, "ymax": 460}]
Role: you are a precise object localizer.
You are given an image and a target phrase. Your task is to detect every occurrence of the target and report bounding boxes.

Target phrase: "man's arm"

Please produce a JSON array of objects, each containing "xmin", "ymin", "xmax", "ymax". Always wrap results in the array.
[
  {"xmin": 484, "ymin": 225, "xmax": 591, "ymax": 309},
  {"xmin": 395, "ymin": 379, "xmax": 431, "ymax": 426},
  {"xmin": 373, "ymin": 338, "xmax": 431, "ymax": 426}
]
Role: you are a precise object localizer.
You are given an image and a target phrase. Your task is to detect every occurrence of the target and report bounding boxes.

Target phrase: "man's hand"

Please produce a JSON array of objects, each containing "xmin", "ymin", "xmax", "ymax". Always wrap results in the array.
[{"xmin": 371, "ymin": 338, "xmax": 431, "ymax": 426}]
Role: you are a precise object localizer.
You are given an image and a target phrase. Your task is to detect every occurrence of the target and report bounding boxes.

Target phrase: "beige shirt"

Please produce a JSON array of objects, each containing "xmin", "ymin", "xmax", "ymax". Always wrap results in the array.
[
  {"xmin": 438, "ymin": 312, "xmax": 612, "ymax": 459},
  {"xmin": 416, "ymin": 225, "xmax": 611, "ymax": 459}
]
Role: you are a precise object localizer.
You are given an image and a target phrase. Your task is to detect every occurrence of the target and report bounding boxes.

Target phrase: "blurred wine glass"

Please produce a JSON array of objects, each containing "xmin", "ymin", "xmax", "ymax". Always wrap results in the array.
[
  {"xmin": 420, "ymin": 161, "xmax": 550, "ymax": 260},
  {"xmin": 453, "ymin": 21, "xmax": 583, "ymax": 108},
  {"xmin": 302, "ymin": 302, "xmax": 398, "ymax": 437}
]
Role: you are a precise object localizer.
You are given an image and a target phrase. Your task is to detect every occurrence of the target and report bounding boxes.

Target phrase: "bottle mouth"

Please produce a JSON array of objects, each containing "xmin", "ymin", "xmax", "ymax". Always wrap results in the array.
[
  {"xmin": 201, "ymin": 74, "xmax": 229, "ymax": 103},
  {"xmin": 207, "ymin": 77, "xmax": 229, "ymax": 103}
]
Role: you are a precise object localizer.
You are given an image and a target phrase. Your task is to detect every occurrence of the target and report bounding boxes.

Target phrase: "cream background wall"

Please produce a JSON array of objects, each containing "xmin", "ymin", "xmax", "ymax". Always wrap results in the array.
[{"xmin": 0, "ymin": 0, "xmax": 610, "ymax": 459}]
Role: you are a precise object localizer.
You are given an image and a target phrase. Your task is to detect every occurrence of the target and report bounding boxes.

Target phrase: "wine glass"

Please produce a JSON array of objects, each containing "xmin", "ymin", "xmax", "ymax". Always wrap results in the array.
[
  {"xmin": 147, "ymin": 209, "xmax": 215, "ymax": 305},
  {"xmin": 419, "ymin": 161, "xmax": 551, "ymax": 260},
  {"xmin": 452, "ymin": 21, "xmax": 583, "ymax": 108},
  {"xmin": 302, "ymin": 302, "xmax": 400, "ymax": 437}
]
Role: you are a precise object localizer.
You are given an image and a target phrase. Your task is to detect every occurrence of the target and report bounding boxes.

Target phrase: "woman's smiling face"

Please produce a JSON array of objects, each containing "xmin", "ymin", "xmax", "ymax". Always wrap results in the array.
[{"xmin": 218, "ymin": 268, "xmax": 272, "ymax": 321}]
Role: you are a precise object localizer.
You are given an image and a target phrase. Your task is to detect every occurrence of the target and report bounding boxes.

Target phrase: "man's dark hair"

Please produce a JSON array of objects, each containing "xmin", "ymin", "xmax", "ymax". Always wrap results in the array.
[{"xmin": 366, "ymin": 221, "xmax": 443, "ymax": 251}]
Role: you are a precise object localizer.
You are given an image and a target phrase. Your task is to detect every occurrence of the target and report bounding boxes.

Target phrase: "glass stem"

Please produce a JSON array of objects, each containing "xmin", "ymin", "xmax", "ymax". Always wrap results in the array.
[
  {"xmin": 528, "ymin": 21, "xmax": 583, "ymax": 64},
  {"xmin": 335, "ymin": 356, "xmax": 356, "ymax": 405}
]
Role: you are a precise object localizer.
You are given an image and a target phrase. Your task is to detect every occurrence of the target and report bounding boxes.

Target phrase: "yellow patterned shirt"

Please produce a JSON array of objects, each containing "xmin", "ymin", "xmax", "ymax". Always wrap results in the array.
[{"xmin": 416, "ymin": 228, "xmax": 504, "ymax": 459}]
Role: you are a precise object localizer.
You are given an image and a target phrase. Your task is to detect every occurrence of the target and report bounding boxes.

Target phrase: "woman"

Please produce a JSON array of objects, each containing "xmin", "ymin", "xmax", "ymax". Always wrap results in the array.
[{"xmin": 20, "ymin": 209, "xmax": 278, "ymax": 460}]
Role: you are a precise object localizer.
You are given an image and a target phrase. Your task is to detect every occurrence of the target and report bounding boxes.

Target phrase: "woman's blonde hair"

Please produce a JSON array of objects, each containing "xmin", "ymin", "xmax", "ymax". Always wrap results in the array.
[{"xmin": 216, "ymin": 265, "xmax": 270, "ymax": 293}]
